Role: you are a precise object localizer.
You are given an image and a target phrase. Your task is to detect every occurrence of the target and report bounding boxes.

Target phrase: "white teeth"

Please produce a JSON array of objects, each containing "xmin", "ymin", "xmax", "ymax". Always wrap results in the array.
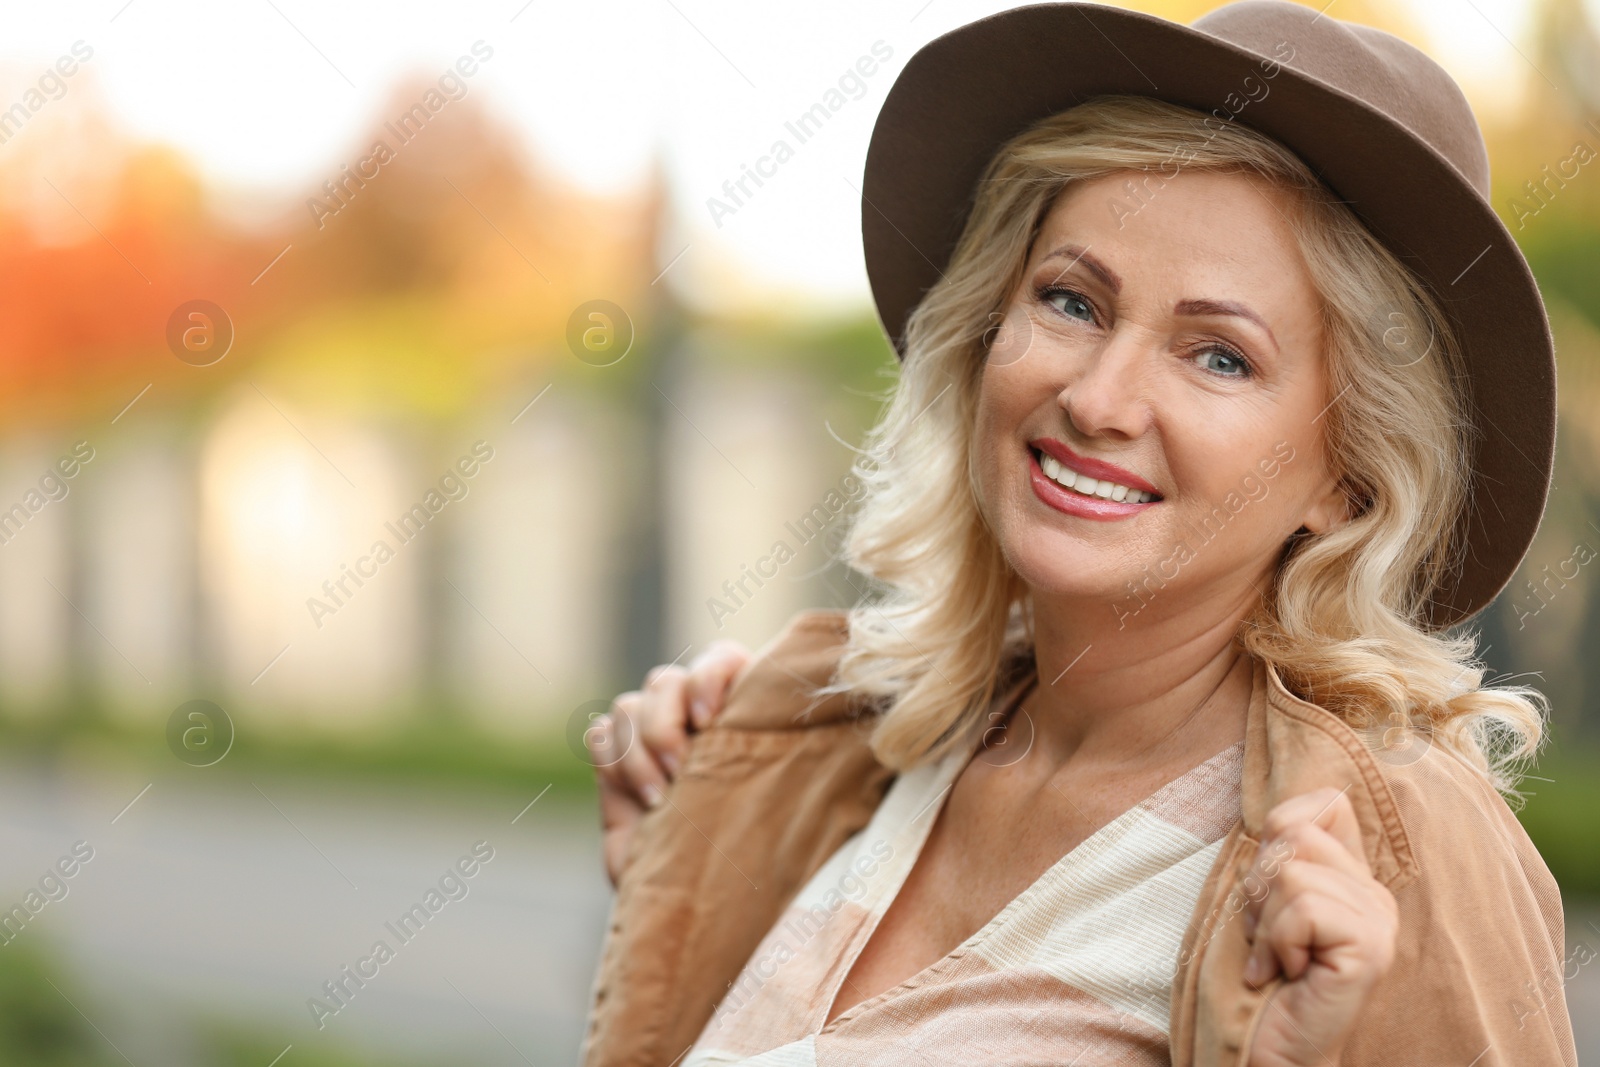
[{"xmin": 1037, "ymin": 450, "xmax": 1155, "ymax": 503}]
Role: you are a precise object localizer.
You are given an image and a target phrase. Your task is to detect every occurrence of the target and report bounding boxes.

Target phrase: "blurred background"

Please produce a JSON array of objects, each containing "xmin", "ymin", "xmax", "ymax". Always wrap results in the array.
[{"xmin": 0, "ymin": 0, "xmax": 1595, "ymax": 1063}]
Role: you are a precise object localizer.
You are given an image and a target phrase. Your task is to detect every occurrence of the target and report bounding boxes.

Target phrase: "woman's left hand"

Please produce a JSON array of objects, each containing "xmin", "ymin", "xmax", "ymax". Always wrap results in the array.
[{"xmin": 1243, "ymin": 786, "xmax": 1400, "ymax": 1067}]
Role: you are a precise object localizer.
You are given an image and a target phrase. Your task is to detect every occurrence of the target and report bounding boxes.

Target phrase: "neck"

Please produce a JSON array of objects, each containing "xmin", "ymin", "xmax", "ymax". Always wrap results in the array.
[{"xmin": 1019, "ymin": 582, "xmax": 1259, "ymax": 773}]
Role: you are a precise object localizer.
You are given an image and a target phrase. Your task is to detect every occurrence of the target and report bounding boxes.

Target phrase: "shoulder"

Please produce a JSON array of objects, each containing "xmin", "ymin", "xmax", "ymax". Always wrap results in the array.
[
  {"xmin": 1344, "ymin": 740, "xmax": 1577, "ymax": 1063},
  {"xmin": 715, "ymin": 608, "xmax": 865, "ymax": 730},
  {"xmin": 1379, "ymin": 738, "xmax": 1563, "ymax": 951},
  {"xmin": 1220, "ymin": 660, "xmax": 1573, "ymax": 1060},
  {"xmin": 1262, "ymin": 660, "xmax": 1560, "ymax": 928}
]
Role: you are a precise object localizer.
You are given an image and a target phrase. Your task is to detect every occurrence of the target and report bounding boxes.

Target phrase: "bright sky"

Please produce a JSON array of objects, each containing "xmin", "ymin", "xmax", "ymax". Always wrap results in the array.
[{"xmin": 0, "ymin": 0, "xmax": 1555, "ymax": 315}]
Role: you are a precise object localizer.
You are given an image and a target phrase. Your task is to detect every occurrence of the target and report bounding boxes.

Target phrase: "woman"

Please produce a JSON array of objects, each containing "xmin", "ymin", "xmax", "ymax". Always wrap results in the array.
[{"xmin": 582, "ymin": 3, "xmax": 1577, "ymax": 1065}]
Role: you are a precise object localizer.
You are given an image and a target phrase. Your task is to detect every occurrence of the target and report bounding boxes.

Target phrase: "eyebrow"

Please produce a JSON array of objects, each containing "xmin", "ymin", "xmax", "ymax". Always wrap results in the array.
[
  {"xmin": 1040, "ymin": 244, "xmax": 1120, "ymax": 294},
  {"xmin": 1174, "ymin": 298, "xmax": 1279, "ymax": 350}
]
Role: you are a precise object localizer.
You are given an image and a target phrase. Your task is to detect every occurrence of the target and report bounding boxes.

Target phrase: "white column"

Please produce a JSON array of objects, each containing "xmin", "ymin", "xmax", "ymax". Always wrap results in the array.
[
  {"xmin": 0, "ymin": 437, "xmax": 76, "ymax": 717},
  {"xmin": 450, "ymin": 389, "xmax": 628, "ymax": 736},
  {"xmin": 81, "ymin": 427, "xmax": 195, "ymax": 722},
  {"xmin": 662, "ymin": 359, "xmax": 840, "ymax": 656}
]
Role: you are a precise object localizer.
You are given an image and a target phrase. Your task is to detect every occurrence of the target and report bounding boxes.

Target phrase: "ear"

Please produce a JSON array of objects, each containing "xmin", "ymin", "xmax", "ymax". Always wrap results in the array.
[{"xmin": 1299, "ymin": 474, "xmax": 1352, "ymax": 535}]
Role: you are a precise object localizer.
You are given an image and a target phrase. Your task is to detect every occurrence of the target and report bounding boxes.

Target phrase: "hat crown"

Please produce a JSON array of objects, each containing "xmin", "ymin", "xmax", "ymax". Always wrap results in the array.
[{"xmin": 1194, "ymin": 0, "xmax": 1490, "ymax": 196}]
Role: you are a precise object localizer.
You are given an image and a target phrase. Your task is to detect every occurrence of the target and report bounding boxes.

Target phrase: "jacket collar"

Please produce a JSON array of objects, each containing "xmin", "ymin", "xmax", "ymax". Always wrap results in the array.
[{"xmin": 1244, "ymin": 656, "xmax": 1418, "ymax": 890}]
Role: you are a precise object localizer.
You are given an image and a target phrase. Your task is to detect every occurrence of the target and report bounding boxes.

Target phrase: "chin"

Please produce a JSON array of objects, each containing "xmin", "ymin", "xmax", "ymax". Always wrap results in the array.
[{"xmin": 994, "ymin": 523, "xmax": 1128, "ymax": 603}]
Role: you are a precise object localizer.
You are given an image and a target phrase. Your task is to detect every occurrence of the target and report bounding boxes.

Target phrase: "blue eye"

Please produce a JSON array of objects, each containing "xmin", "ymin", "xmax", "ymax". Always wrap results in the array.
[
  {"xmin": 1039, "ymin": 286, "xmax": 1094, "ymax": 322},
  {"xmin": 1192, "ymin": 345, "xmax": 1252, "ymax": 378}
]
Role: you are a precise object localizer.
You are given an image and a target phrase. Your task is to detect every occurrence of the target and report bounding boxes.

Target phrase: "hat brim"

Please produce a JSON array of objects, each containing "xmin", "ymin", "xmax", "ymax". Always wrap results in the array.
[{"xmin": 861, "ymin": 1, "xmax": 1556, "ymax": 631}]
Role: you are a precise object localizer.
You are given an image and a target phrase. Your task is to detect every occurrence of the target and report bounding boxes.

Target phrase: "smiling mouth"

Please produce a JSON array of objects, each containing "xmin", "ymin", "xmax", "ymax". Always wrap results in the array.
[{"xmin": 1031, "ymin": 447, "xmax": 1162, "ymax": 504}]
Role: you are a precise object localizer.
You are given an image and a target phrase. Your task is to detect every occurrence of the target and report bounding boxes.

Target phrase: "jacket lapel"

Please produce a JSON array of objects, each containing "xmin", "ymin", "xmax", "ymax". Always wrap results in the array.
[
  {"xmin": 1245, "ymin": 657, "xmax": 1418, "ymax": 891},
  {"xmin": 1170, "ymin": 656, "xmax": 1419, "ymax": 1067}
]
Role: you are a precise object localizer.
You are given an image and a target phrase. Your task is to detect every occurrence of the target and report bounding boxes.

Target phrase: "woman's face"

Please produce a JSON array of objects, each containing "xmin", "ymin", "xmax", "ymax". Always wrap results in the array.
[{"xmin": 974, "ymin": 167, "xmax": 1349, "ymax": 625}]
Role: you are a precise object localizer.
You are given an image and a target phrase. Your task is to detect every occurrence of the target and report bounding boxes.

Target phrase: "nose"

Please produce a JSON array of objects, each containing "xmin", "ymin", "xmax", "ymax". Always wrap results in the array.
[{"xmin": 1057, "ymin": 325, "xmax": 1155, "ymax": 440}]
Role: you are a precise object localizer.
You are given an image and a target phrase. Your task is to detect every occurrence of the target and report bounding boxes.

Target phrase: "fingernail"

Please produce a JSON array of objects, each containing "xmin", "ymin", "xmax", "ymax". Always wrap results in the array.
[
  {"xmin": 1244, "ymin": 954, "xmax": 1262, "ymax": 984},
  {"xmin": 644, "ymin": 785, "xmax": 664, "ymax": 808},
  {"xmin": 661, "ymin": 751, "xmax": 680, "ymax": 776},
  {"xmin": 1243, "ymin": 909, "xmax": 1256, "ymax": 937},
  {"xmin": 690, "ymin": 699, "xmax": 710, "ymax": 728}
]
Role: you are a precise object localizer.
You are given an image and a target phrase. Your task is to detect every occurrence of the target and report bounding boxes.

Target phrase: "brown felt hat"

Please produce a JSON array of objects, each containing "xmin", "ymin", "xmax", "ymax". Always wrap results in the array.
[{"xmin": 861, "ymin": 0, "xmax": 1557, "ymax": 632}]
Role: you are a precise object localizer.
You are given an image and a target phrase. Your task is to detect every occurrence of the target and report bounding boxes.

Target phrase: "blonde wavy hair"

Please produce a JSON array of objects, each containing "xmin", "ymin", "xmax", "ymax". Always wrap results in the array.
[{"xmin": 827, "ymin": 95, "xmax": 1548, "ymax": 799}]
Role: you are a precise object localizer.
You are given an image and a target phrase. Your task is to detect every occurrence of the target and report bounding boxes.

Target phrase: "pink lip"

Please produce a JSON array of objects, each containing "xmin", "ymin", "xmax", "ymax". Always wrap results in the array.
[
  {"xmin": 1030, "ymin": 438, "xmax": 1161, "ymax": 497},
  {"xmin": 1028, "ymin": 449, "xmax": 1161, "ymax": 521}
]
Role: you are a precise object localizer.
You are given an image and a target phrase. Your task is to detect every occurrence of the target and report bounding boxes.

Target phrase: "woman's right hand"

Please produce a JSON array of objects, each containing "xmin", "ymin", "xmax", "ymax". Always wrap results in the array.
[{"xmin": 588, "ymin": 639, "xmax": 751, "ymax": 886}]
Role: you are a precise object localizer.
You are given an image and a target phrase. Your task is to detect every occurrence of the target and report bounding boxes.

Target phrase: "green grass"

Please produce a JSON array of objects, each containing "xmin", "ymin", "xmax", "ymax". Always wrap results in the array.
[
  {"xmin": 0, "ymin": 943, "xmax": 103, "ymax": 1066},
  {"xmin": 0, "ymin": 939, "xmax": 446, "ymax": 1067},
  {"xmin": 0, "ymin": 703, "xmax": 599, "ymax": 800}
]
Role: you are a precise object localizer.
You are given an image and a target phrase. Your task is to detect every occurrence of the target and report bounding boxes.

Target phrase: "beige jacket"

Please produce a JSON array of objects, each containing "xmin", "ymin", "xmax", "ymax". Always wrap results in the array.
[{"xmin": 581, "ymin": 609, "xmax": 1578, "ymax": 1066}]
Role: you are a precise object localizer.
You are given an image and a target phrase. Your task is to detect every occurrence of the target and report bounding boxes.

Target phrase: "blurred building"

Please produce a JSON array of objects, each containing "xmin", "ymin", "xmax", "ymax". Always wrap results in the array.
[
  {"xmin": 0, "ymin": 79, "xmax": 872, "ymax": 743},
  {"xmin": 0, "ymin": 7, "xmax": 1597, "ymax": 748}
]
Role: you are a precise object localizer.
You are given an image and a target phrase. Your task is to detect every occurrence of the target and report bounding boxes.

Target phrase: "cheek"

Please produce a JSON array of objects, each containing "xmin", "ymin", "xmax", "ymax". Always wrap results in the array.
[
  {"xmin": 971, "ymin": 364, "xmax": 1035, "ymax": 502},
  {"xmin": 1161, "ymin": 420, "xmax": 1233, "ymax": 498},
  {"xmin": 1266, "ymin": 449, "xmax": 1329, "ymax": 529},
  {"xmin": 1167, "ymin": 422, "xmax": 1293, "ymax": 521},
  {"xmin": 970, "ymin": 374, "xmax": 1008, "ymax": 501},
  {"xmin": 984, "ymin": 301, "xmax": 1038, "ymax": 368},
  {"xmin": 976, "ymin": 344, "xmax": 1048, "ymax": 427}
]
